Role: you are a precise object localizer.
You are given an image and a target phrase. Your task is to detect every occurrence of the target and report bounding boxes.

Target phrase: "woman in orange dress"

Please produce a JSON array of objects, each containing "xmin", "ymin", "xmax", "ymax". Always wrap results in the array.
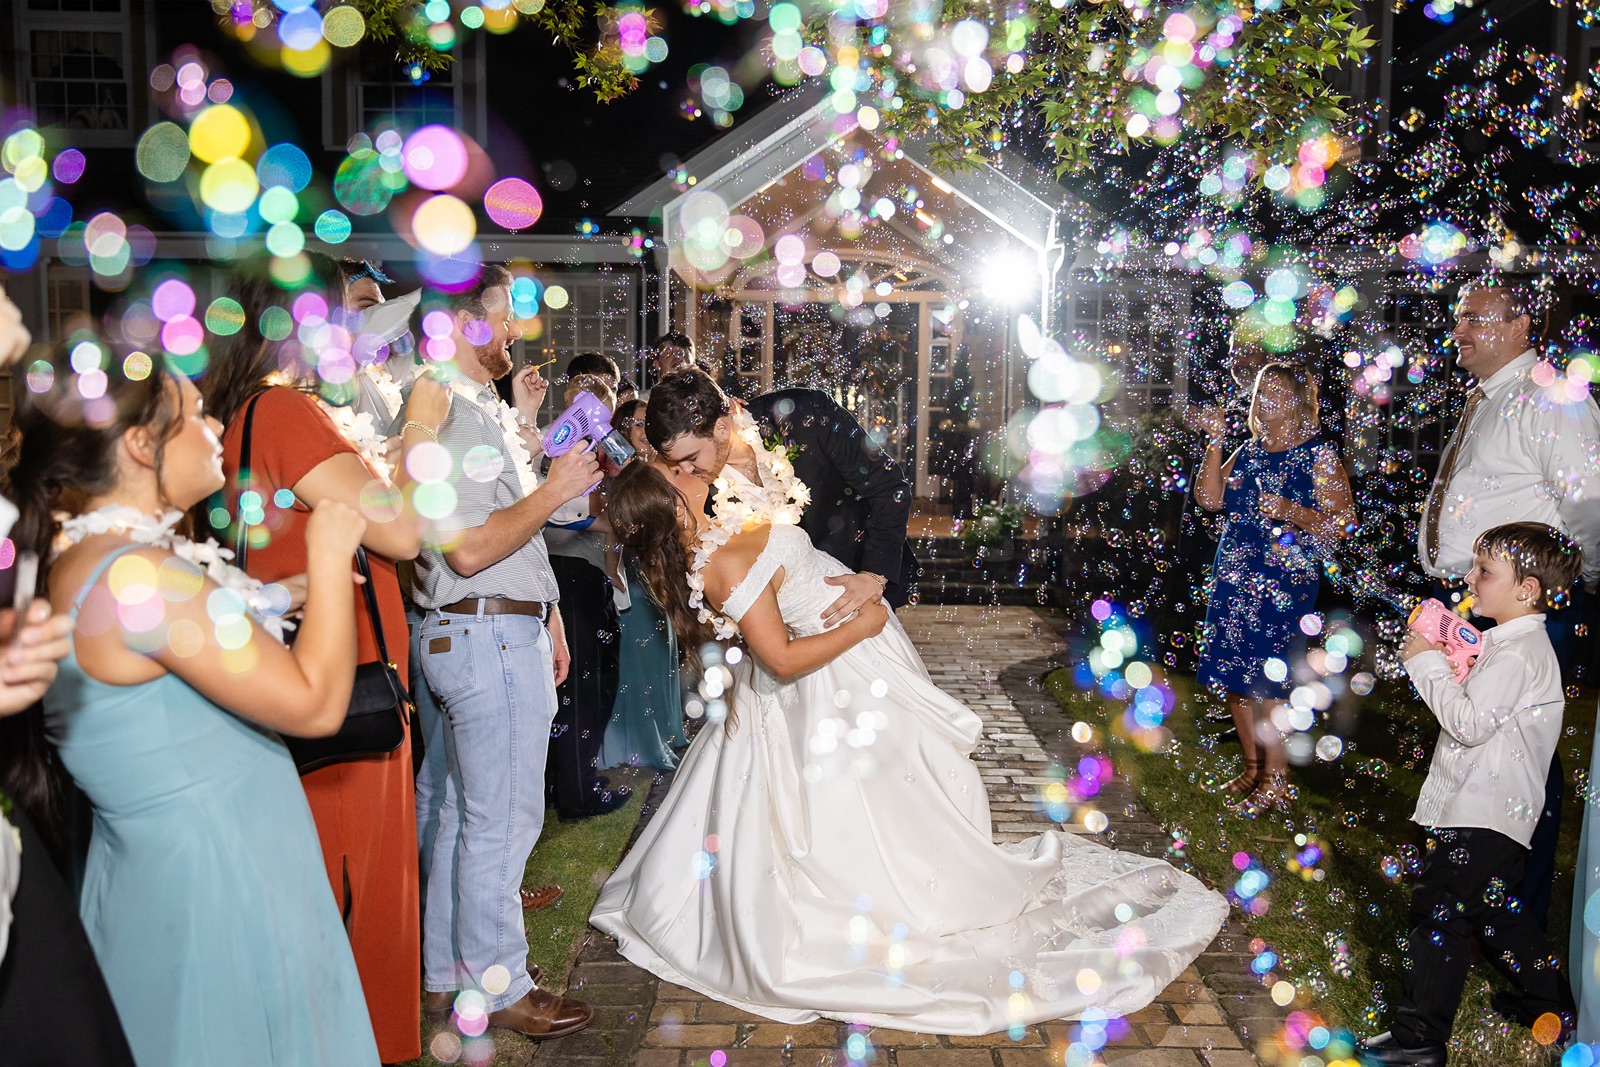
[{"xmin": 202, "ymin": 259, "xmax": 448, "ymax": 1063}]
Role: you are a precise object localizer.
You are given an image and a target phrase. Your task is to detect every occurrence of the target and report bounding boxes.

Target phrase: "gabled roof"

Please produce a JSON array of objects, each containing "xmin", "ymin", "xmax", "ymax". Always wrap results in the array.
[
  {"xmin": 610, "ymin": 84, "xmax": 833, "ymax": 218},
  {"xmin": 609, "ymin": 88, "xmax": 1063, "ymax": 255},
  {"xmin": 609, "ymin": 89, "xmax": 1069, "ymax": 325}
]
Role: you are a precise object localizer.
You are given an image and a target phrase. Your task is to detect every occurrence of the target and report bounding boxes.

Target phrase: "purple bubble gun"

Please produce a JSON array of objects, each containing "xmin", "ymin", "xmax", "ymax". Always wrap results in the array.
[{"xmin": 542, "ymin": 391, "xmax": 635, "ymax": 477}]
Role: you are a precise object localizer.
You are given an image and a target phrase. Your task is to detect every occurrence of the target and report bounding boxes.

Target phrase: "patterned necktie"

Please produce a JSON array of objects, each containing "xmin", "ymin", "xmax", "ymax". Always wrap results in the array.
[{"xmin": 1424, "ymin": 385, "xmax": 1488, "ymax": 568}]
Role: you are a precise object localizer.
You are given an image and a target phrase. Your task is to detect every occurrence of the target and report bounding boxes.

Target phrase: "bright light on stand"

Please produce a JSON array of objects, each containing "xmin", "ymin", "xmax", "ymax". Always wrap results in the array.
[{"xmin": 981, "ymin": 253, "xmax": 1039, "ymax": 304}]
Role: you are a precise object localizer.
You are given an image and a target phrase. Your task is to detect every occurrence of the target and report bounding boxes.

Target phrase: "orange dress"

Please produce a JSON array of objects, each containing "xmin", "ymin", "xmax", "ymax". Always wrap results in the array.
[{"xmin": 220, "ymin": 386, "xmax": 421, "ymax": 1063}]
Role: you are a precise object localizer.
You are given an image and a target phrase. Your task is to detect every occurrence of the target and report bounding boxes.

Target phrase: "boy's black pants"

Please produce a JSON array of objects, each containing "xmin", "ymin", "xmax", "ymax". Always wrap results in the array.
[{"xmin": 1393, "ymin": 826, "xmax": 1574, "ymax": 1046}]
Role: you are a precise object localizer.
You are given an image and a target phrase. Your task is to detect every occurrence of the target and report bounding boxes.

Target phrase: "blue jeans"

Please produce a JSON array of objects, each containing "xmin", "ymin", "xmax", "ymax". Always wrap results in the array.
[
  {"xmin": 416, "ymin": 608, "xmax": 557, "ymax": 1011},
  {"xmin": 411, "ymin": 608, "xmax": 447, "ymax": 892}
]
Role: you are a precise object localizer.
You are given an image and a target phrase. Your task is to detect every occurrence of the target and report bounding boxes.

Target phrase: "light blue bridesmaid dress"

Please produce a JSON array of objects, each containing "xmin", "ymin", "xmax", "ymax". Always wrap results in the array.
[
  {"xmin": 41, "ymin": 545, "xmax": 380, "ymax": 1067},
  {"xmin": 1572, "ymin": 696, "xmax": 1600, "ymax": 1043},
  {"xmin": 598, "ymin": 560, "xmax": 685, "ymax": 771}
]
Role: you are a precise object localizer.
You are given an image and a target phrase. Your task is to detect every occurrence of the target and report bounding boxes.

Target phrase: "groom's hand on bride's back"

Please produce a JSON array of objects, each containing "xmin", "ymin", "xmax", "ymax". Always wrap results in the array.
[
  {"xmin": 833, "ymin": 597, "xmax": 889, "ymax": 638},
  {"xmin": 821, "ymin": 572, "xmax": 888, "ymax": 629}
]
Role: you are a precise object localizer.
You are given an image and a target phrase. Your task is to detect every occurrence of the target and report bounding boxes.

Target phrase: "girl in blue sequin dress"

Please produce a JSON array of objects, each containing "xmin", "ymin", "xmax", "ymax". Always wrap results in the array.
[{"xmin": 1194, "ymin": 362, "xmax": 1356, "ymax": 816}]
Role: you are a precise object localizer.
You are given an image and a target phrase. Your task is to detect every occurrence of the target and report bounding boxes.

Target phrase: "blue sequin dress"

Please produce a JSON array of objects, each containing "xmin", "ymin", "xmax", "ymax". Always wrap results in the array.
[{"xmin": 1196, "ymin": 438, "xmax": 1333, "ymax": 700}]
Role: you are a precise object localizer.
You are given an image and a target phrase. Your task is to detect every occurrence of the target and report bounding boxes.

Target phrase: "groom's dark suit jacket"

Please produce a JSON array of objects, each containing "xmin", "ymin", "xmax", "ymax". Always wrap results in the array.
[{"xmin": 743, "ymin": 388, "xmax": 919, "ymax": 607}]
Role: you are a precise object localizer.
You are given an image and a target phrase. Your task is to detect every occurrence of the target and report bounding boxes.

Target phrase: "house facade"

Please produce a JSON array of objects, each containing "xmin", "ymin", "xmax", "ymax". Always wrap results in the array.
[{"xmin": 0, "ymin": 3, "xmax": 1074, "ymax": 510}]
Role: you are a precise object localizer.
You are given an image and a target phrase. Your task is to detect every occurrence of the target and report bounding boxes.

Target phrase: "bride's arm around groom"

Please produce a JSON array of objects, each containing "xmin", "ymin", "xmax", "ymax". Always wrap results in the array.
[{"xmin": 698, "ymin": 525, "xmax": 892, "ymax": 679}]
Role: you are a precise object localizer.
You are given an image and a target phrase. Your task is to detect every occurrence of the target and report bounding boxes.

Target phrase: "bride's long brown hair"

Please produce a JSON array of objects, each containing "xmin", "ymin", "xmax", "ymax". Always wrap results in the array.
[
  {"xmin": 609, "ymin": 462, "xmax": 748, "ymax": 729},
  {"xmin": 607, "ymin": 462, "xmax": 721, "ymax": 662}
]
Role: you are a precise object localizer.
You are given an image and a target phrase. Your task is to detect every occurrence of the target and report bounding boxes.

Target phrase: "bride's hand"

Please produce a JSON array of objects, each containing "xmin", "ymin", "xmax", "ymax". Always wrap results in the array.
[{"xmin": 856, "ymin": 598, "xmax": 890, "ymax": 638}]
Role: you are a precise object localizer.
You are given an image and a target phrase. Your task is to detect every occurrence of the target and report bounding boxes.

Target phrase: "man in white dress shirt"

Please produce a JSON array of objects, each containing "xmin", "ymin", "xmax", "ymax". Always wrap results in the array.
[{"xmin": 1416, "ymin": 277, "xmax": 1600, "ymax": 931}]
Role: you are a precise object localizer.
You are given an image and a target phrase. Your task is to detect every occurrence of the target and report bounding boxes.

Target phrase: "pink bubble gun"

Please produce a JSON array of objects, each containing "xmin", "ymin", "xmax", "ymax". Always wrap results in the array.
[
  {"xmin": 541, "ymin": 391, "xmax": 635, "ymax": 481},
  {"xmin": 1407, "ymin": 598, "xmax": 1484, "ymax": 682}
]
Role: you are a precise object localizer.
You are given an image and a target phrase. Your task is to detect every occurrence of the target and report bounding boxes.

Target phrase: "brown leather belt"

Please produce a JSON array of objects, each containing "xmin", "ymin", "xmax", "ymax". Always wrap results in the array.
[{"xmin": 436, "ymin": 598, "xmax": 548, "ymax": 620}]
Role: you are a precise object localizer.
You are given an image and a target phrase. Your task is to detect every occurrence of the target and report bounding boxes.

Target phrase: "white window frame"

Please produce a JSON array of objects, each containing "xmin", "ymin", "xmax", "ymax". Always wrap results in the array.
[
  {"xmin": 14, "ymin": 0, "xmax": 136, "ymax": 147},
  {"xmin": 324, "ymin": 34, "xmax": 485, "ymax": 150},
  {"xmin": 1067, "ymin": 270, "xmax": 1190, "ymax": 415},
  {"xmin": 523, "ymin": 270, "xmax": 640, "ymax": 421},
  {"xmin": 45, "ymin": 260, "xmax": 92, "ymax": 340}
]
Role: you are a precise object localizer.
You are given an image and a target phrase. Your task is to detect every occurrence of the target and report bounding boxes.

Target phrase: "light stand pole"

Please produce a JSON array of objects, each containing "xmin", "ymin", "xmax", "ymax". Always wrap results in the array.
[{"xmin": 999, "ymin": 310, "xmax": 1014, "ymax": 497}]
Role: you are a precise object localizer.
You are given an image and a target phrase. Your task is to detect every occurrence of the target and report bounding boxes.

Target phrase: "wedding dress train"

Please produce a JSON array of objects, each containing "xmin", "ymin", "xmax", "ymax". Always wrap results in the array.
[{"xmin": 589, "ymin": 524, "xmax": 1227, "ymax": 1035}]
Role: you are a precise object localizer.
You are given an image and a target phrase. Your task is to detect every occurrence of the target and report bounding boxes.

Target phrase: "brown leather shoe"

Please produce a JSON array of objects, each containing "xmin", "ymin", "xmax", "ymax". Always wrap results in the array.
[
  {"xmin": 423, "ymin": 966, "xmax": 545, "ymax": 1020},
  {"xmin": 486, "ymin": 987, "xmax": 593, "ymax": 1039},
  {"xmin": 423, "ymin": 990, "xmax": 454, "ymax": 1020},
  {"xmin": 520, "ymin": 884, "xmax": 564, "ymax": 911}
]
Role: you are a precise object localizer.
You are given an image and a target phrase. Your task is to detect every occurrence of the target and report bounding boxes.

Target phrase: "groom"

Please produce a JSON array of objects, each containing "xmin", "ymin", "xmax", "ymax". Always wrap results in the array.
[{"xmin": 645, "ymin": 369, "xmax": 918, "ymax": 619}]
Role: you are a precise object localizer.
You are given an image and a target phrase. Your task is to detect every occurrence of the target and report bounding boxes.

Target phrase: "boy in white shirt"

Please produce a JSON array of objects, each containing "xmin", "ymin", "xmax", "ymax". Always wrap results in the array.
[{"xmin": 1361, "ymin": 522, "xmax": 1581, "ymax": 1067}]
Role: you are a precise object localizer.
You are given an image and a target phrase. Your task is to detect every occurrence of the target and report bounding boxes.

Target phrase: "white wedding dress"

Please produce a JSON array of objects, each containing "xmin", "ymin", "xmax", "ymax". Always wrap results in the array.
[{"xmin": 589, "ymin": 523, "xmax": 1228, "ymax": 1035}]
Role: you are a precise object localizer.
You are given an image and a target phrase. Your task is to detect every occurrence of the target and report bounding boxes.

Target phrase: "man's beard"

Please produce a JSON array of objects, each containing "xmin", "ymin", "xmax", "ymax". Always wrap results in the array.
[
  {"xmin": 479, "ymin": 341, "xmax": 513, "ymax": 380},
  {"xmin": 700, "ymin": 432, "xmax": 732, "ymax": 482}
]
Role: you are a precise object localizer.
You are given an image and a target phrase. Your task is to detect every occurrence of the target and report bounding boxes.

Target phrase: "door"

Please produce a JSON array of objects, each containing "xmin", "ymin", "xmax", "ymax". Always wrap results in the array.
[{"xmin": 772, "ymin": 301, "xmax": 918, "ymax": 472}]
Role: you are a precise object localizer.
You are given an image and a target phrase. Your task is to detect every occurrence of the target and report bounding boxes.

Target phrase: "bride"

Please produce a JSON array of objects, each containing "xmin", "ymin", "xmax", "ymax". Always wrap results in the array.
[{"xmin": 589, "ymin": 459, "xmax": 1228, "ymax": 1036}]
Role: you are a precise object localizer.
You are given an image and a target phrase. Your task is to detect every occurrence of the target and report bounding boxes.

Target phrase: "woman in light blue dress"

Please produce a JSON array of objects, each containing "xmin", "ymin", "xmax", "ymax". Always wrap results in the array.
[
  {"xmin": 1571, "ymin": 712, "xmax": 1600, "ymax": 1043},
  {"xmin": 13, "ymin": 347, "xmax": 380, "ymax": 1067},
  {"xmin": 599, "ymin": 401, "xmax": 686, "ymax": 771},
  {"xmin": 600, "ymin": 557, "xmax": 685, "ymax": 770}
]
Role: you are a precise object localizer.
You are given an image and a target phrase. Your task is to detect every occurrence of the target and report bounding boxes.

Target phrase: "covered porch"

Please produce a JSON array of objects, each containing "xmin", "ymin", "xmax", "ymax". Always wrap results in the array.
[{"xmin": 612, "ymin": 93, "xmax": 1067, "ymax": 508}]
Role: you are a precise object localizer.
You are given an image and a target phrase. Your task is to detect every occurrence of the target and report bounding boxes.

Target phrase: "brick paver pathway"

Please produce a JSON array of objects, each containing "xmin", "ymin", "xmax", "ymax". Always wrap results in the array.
[{"xmin": 544, "ymin": 607, "xmax": 1264, "ymax": 1067}]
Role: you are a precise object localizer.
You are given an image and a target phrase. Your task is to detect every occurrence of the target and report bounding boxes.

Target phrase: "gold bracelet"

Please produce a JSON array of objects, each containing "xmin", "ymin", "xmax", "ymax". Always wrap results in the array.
[
  {"xmin": 860, "ymin": 571, "xmax": 888, "ymax": 589},
  {"xmin": 402, "ymin": 420, "xmax": 438, "ymax": 442}
]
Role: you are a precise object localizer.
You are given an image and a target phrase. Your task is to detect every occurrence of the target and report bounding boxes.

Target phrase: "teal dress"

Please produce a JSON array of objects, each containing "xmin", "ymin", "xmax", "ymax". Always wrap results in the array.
[
  {"xmin": 41, "ymin": 547, "xmax": 380, "ymax": 1067},
  {"xmin": 1572, "ymin": 696, "xmax": 1600, "ymax": 1042},
  {"xmin": 599, "ymin": 561, "xmax": 685, "ymax": 771}
]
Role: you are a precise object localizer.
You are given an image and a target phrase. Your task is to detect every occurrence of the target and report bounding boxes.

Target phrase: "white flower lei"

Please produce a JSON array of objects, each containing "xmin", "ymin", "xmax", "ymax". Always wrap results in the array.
[
  {"xmin": 711, "ymin": 408, "xmax": 811, "ymax": 533},
  {"xmin": 364, "ymin": 362, "xmax": 405, "ymax": 421},
  {"xmin": 54, "ymin": 505, "xmax": 294, "ymax": 643},
  {"xmin": 316, "ymin": 399, "xmax": 393, "ymax": 482},
  {"xmin": 686, "ymin": 412, "xmax": 815, "ymax": 641},
  {"xmin": 450, "ymin": 378, "xmax": 539, "ymax": 495},
  {"xmin": 686, "ymin": 519, "xmax": 739, "ymax": 641}
]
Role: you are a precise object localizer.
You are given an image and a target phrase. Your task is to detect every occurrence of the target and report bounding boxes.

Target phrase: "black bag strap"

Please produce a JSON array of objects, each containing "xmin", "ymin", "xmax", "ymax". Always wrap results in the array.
[
  {"xmin": 354, "ymin": 548, "xmax": 391, "ymax": 665},
  {"xmin": 233, "ymin": 390, "xmax": 391, "ymax": 662},
  {"xmin": 234, "ymin": 391, "xmax": 263, "ymax": 570}
]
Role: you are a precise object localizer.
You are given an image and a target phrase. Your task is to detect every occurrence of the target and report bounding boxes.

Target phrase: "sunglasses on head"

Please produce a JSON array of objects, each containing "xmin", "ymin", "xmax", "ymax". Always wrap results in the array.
[{"xmin": 346, "ymin": 261, "xmax": 394, "ymax": 286}]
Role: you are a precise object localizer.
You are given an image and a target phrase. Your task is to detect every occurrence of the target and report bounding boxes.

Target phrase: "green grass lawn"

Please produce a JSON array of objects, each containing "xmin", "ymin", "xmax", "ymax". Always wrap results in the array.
[
  {"xmin": 401, "ymin": 765, "xmax": 649, "ymax": 1067},
  {"xmin": 1046, "ymin": 668, "xmax": 1596, "ymax": 1067}
]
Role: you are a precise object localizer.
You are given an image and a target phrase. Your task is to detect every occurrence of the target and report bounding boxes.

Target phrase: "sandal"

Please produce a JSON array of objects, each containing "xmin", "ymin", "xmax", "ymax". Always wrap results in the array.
[
  {"xmin": 1209, "ymin": 754, "xmax": 1262, "ymax": 797},
  {"xmin": 1231, "ymin": 771, "xmax": 1293, "ymax": 818},
  {"xmin": 520, "ymin": 885, "xmax": 564, "ymax": 912}
]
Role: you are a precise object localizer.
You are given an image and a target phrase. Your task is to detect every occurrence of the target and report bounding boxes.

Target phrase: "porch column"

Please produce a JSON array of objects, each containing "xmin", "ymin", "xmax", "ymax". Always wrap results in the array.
[
  {"xmin": 761, "ymin": 301, "xmax": 774, "ymax": 392},
  {"xmin": 915, "ymin": 300, "xmax": 932, "ymax": 498}
]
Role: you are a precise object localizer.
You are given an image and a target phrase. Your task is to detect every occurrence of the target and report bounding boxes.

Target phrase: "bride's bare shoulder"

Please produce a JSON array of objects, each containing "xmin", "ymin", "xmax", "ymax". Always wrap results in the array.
[{"xmin": 701, "ymin": 523, "xmax": 774, "ymax": 601}]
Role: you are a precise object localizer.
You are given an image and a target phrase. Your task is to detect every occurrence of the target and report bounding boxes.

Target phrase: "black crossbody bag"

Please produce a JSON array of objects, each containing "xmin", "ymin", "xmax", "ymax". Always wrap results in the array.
[{"xmin": 236, "ymin": 392, "xmax": 409, "ymax": 774}]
